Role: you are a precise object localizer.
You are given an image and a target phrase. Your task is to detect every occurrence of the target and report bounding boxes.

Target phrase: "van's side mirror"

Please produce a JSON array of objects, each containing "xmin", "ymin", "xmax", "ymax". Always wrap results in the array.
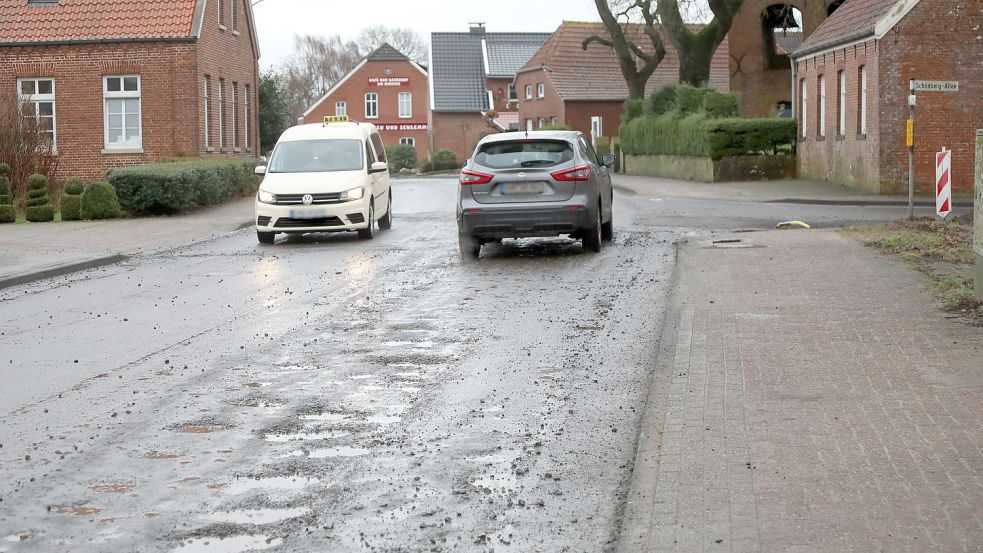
[
  {"xmin": 254, "ymin": 165, "xmax": 267, "ymax": 175},
  {"xmin": 369, "ymin": 161, "xmax": 388, "ymax": 174},
  {"xmin": 601, "ymin": 153, "xmax": 616, "ymax": 168}
]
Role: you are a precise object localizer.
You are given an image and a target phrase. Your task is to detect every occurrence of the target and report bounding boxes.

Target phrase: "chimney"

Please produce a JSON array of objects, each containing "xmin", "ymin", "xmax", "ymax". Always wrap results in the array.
[{"xmin": 469, "ymin": 22, "xmax": 486, "ymax": 35}]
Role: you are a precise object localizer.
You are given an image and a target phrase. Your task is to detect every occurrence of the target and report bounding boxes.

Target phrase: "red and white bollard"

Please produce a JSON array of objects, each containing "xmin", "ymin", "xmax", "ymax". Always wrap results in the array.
[{"xmin": 936, "ymin": 147, "xmax": 952, "ymax": 219}]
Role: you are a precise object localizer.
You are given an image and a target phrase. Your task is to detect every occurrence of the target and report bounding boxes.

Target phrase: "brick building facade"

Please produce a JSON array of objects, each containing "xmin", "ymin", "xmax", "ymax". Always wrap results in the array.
[
  {"xmin": 0, "ymin": 0, "xmax": 260, "ymax": 182},
  {"xmin": 792, "ymin": 0, "xmax": 982, "ymax": 193},
  {"xmin": 299, "ymin": 44, "xmax": 429, "ymax": 161},
  {"xmin": 515, "ymin": 22, "xmax": 730, "ymax": 144}
]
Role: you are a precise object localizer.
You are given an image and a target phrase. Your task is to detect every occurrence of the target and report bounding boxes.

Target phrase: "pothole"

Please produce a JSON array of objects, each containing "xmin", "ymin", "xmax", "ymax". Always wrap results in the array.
[{"xmin": 201, "ymin": 508, "xmax": 308, "ymax": 525}]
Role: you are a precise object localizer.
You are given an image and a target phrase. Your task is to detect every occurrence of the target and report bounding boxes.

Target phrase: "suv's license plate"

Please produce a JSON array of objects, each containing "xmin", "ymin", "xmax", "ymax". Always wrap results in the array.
[
  {"xmin": 503, "ymin": 182, "xmax": 544, "ymax": 195},
  {"xmin": 289, "ymin": 208, "xmax": 330, "ymax": 219}
]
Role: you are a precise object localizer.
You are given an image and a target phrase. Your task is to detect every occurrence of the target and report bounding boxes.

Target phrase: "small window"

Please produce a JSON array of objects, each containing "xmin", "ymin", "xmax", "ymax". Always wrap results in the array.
[
  {"xmin": 508, "ymin": 83, "xmax": 517, "ymax": 101},
  {"xmin": 817, "ymin": 74, "xmax": 826, "ymax": 138},
  {"xmin": 525, "ymin": 85, "xmax": 532, "ymax": 100},
  {"xmin": 551, "ymin": 116, "xmax": 558, "ymax": 126},
  {"xmin": 104, "ymin": 75, "xmax": 141, "ymax": 150},
  {"xmin": 365, "ymin": 93, "xmax": 378, "ymax": 119},
  {"xmin": 399, "ymin": 137, "xmax": 415, "ymax": 147},
  {"xmin": 203, "ymin": 75, "xmax": 211, "ymax": 149},
  {"xmin": 217, "ymin": 0, "xmax": 225, "ymax": 27},
  {"xmin": 537, "ymin": 83, "xmax": 545, "ymax": 98},
  {"xmin": 538, "ymin": 118, "xmax": 545, "ymax": 128},
  {"xmin": 218, "ymin": 78, "xmax": 227, "ymax": 148},
  {"xmin": 837, "ymin": 70, "xmax": 845, "ymax": 136},
  {"xmin": 335, "ymin": 101, "xmax": 347, "ymax": 117},
  {"xmin": 398, "ymin": 92, "xmax": 412, "ymax": 118},
  {"xmin": 800, "ymin": 78, "xmax": 807, "ymax": 138},
  {"xmin": 17, "ymin": 78, "xmax": 56, "ymax": 150},
  {"xmin": 231, "ymin": 0, "xmax": 238, "ymax": 31},
  {"xmin": 232, "ymin": 81, "xmax": 239, "ymax": 148},
  {"xmin": 244, "ymin": 84, "xmax": 251, "ymax": 150},
  {"xmin": 858, "ymin": 66, "xmax": 867, "ymax": 136}
]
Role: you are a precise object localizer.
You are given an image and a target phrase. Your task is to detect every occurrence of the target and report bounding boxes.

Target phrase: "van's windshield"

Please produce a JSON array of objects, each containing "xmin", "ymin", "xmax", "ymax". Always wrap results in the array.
[{"xmin": 269, "ymin": 139, "xmax": 363, "ymax": 173}]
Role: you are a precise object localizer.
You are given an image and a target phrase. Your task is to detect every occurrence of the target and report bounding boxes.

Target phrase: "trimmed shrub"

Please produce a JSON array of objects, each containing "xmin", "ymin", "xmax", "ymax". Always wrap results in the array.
[
  {"xmin": 0, "ymin": 204, "xmax": 14, "ymax": 223},
  {"xmin": 385, "ymin": 144, "xmax": 418, "ymax": 173},
  {"xmin": 61, "ymin": 194, "xmax": 82, "ymax": 221},
  {"xmin": 25, "ymin": 173, "xmax": 54, "ymax": 221},
  {"xmin": 649, "ymin": 85, "xmax": 679, "ymax": 116},
  {"xmin": 64, "ymin": 177, "xmax": 85, "ymax": 196},
  {"xmin": 80, "ymin": 181, "xmax": 122, "ymax": 220},
  {"xmin": 107, "ymin": 158, "xmax": 259, "ymax": 215},
  {"xmin": 675, "ymin": 84, "xmax": 709, "ymax": 115},
  {"xmin": 26, "ymin": 205, "xmax": 54, "ymax": 222},
  {"xmin": 0, "ymin": 174, "xmax": 11, "ymax": 205},
  {"xmin": 624, "ymin": 99, "xmax": 647, "ymax": 122},
  {"xmin": 431, "ymin": 149, "xmax": 460, "ymax": 171},
  {"xmin": 703, "ymin": 118, "xmax": 797, "ymax": 158},
  {"xmin": 703, "ymin": 92, "xmax": 740, "ymax": 119},
  {"xmin": 0, "ymin": 162, "xmax": 9, "ymax": 175}
]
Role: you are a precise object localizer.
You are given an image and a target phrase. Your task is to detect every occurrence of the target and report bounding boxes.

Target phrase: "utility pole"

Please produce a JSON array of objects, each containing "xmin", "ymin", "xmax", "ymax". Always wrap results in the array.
[{"xmin": 907, "ymin": 79, "xmax": 916, "ymax": 221}]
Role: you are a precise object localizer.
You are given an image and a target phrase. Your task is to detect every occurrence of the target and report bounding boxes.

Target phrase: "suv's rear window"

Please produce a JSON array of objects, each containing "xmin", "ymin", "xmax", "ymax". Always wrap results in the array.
[
  {"xmin": 475, "ymin": 140, "xmax": 574, "ymax": 169},
  {"xmin": 269, "ymin": 139, "xmax": 363, "ymax": 173}
]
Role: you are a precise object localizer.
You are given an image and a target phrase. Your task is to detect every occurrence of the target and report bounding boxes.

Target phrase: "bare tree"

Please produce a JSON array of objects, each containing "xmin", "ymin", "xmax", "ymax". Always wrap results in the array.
[
  {"xmin": 657, "ymin": 0, "xmax": 743, "ymax": 86},
  {"xmin": 0, "ymin": 94, "xmax": 60, "ymax": 209},
  {"xmin": 356, "ymin": 26, "xmax": 428, "ymax": 65},
  {"xmin": 280, "ymin": 34, "xmax": 361, "ymax": 117},
  {"xmin": 583, "ymin": 0, "xmax": 667, "ymax": 100}
]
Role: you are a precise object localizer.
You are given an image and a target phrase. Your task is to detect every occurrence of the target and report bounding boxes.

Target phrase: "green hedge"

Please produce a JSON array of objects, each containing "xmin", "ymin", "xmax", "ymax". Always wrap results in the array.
[
  {"xmin": 64, "ymin": 177, "xmax": 85, "ymax": 196},
  {"xmin": 61, "ymin": 194, "xmax": 82, "ymax": 221},
  {"xmin": 0, "ymin": 204, "xmax": 14, "ymax": 223},
  {"xmin": 107, "ymin": 158, "xmax": 259, "ymax": 215},
  {"xmin": 431, "ymin": 149, "xmax": 460, "ymax": 171},
  {"xmin": 26, "ymin": 205, "xmax": 54, "ymax": 222},
  {"xmin": 81, "ymin": 181, "xmax": 122, "ymax": 220},
  {"xmin": 624, "ymin": 99, "xmax": 647, "ymax": 122},
  {"xmin": 385, "ymin": 144, "xmax": 417, "ymax": 173},
  {"xmin": 621, "ymin": 85, "xmax": 795, "ymax": 159}
]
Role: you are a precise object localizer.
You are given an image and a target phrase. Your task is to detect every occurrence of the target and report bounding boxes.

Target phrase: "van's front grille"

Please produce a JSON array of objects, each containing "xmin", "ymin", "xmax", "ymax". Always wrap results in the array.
[
  {"xmin": 274, "ymin": 193, "xmax": 343, "ymax": 205},
  {"xmin": 274, "ymin": 216, "xmax": 345, "ymax": 228}
]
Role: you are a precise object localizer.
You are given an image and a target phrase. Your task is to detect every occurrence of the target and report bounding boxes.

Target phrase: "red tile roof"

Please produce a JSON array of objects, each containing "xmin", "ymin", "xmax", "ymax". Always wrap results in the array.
[
  {"xmin": 520, "ymin": 21, "xmax": 729, "ymax": 102},
  {"xmin": 0, "ymin": 0, "xmax": 199, "ymax": 44},
  {"xmin": 793, "ymin": 0, "xmax": 902, "ymax": 57}
]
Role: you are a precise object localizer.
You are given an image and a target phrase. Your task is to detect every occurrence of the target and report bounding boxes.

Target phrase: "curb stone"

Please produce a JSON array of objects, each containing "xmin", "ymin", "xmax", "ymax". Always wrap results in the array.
[{"xmin": 0, "ymin": 254, "xmax": 128, "ymax": 290}]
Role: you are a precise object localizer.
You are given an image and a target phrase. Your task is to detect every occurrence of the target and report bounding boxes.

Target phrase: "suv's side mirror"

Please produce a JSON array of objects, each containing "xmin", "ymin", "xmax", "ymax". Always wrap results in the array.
[
  {"xmin": 254, "ymin": 165, "xmax": 267, "ymax": 175},
  {"xmin": 601, "ymin": 153, "xmax": 616, "ymax": 168},
  {"xmin": 369, "ymin": 161, "xmax": 388, "ymax": 174}
]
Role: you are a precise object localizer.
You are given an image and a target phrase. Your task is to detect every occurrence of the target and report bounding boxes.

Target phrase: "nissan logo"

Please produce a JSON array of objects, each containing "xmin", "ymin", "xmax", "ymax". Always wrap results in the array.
[
  {"xmin": 518, "ymin": 172, "xmax": 527, "ymax": 179},
  {"xmin": 302, "ymin": 194, "xmax": 314, "ymax": 205}
]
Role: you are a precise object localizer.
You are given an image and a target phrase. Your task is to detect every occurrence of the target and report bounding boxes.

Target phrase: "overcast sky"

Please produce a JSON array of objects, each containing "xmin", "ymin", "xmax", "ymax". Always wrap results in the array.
[{"xmin": 251, "ymin": 0, "xmax": 603, "ymax": 69}]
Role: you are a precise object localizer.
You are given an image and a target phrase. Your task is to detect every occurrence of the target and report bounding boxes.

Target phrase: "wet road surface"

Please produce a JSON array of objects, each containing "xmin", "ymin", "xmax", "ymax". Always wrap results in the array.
[{"xmin": 0, "ymin": 178, "xmax": 937, "ymax": 552}]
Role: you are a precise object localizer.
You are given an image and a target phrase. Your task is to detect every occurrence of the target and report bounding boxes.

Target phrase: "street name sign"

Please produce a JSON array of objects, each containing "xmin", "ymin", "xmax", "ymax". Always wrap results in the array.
[
  {"xmin": 936, "ymin": 148, "xmax": 952, "ymax": 219},
  {"xmin": 914, "ymin": 80, "xmax": 959, "ymax": 92}
]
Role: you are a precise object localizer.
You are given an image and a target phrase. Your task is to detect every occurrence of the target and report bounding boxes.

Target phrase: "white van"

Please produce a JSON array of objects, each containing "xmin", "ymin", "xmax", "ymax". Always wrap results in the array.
[{"xmin": 254, "ymin": 117, "xmax": 392, "ymax": 244}]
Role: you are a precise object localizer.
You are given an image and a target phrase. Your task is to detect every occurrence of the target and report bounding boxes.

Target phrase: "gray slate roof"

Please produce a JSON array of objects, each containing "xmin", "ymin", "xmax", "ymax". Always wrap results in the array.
[
  {"xmin": 431, "ymin": 31, "xmax": 550, "ymax": 112},
  {"xmin": 367, "ymin": 43, "xmax": 409, "ymax": 62}
]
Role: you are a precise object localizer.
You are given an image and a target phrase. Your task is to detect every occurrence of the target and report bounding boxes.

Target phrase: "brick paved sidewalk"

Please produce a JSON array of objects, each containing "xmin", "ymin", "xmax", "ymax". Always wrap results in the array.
[{"xmin": 620, "ymin": 230, "xmax": 983, "ymax": 553}]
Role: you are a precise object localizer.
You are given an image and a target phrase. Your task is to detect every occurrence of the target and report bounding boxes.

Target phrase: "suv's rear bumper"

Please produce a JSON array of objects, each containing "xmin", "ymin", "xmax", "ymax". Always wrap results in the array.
[{"xmin": 459, "ymin": 205, "xmax": 590, "ymax": 239}]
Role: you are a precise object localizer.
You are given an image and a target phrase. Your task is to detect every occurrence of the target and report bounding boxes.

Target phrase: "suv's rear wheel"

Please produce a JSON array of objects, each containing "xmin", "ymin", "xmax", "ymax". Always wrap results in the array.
[
  {"xmin": 459, "ymin": 234, "xmax": 481, "ymax": 260},
  {"xmin": 357, "ymin": 201, "xmax": 375, "ymax": 240},
  {"xmin": 378, "ymin": 190, "xmax": 393, "ymax": 230},
  {"xmin": 582, "ymin": 207, "xmax": 602, "ymax": 253},
  {"xmin": 257, "ymin": 230, "xmax": 276, "ymax": 245}
]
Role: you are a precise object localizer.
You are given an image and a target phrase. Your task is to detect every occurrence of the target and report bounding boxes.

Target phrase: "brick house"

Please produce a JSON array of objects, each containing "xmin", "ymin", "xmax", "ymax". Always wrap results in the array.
[
  {"xmin": 429, "ymin": 25, "xmax": 550, "ymax": 162},
  {"xmin": 515, "ymin": 21, "xmax": 729, "ymax": 145},
  {"xmin": 299, "ymin": 44, "xmax": 429, "ymax": 161},
  {"xmin": 791, "ymin": 0, "xmax": 982, "ymax": 193},
  {"xmin": 0, "ymin": 0, "xmax": 260, "ymax": 181}
]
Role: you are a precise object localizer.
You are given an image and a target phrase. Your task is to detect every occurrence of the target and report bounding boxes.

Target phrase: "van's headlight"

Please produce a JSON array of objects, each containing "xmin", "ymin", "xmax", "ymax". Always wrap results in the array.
[
  {"xmin": 340, "ymin": 187, "xmax": 364, "ymax": 202},
  {"xmin": 257, "ymin": 189, "xmax": 276, "ymax": 204}
]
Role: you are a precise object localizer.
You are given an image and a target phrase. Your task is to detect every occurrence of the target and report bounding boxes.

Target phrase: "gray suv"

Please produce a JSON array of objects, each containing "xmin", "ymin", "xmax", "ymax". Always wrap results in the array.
[{"xmin": 456, "ymin": 131, "xmax": 615, "ymax": 258}]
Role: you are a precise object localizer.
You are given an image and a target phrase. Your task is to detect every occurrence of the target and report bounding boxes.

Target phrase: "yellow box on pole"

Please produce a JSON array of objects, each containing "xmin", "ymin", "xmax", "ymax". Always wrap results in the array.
[{"xmin": 906, "ymin": 119, "xmax": 914, "ymax": 147}]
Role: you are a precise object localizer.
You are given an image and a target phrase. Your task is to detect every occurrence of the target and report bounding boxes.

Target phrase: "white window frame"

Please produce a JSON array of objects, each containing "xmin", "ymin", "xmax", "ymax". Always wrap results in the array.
[
  {"xmin": 244, "ymin": 83, "xmax": 251, "ymax": 150},
  {"xmin": 859, "ymin": 66, "xmax": 867, "ymax": 136},
  {"xmin": 800, "ymin": 79, "xmax": 807, "ymax": 138},
  {"xmin": 837, "ymin": 70, "xmax": 845, "ymax": 136},
  {"xmin": 525, "ymin": 85, "xmax": 532, "ymax": 100},
  {"xmin": 217, "ymin": 0, "xmax": 225, "ymax": 28},
  {"xmin": 231, "ymin": 0, "xmax": 238, "ymax": 32},
  {"xmin": 365, "ymin": 92, "xmax": 378, "ymax": 119},
  {"xmin": 398, "ymin": 92, "xmax": 412, "ymax": 119},
  {"xmin": 818, "ymin": 75, "xmax": 826, "ymax": 138},
  {"xmin": 232, "ymin": 81, "xmax": 239, "ymax": 149},
  {"xmin": 399, "ymin": 137, "xmax": 415, "ymax": 147},
  {"xmin": 103, "ymin": 75, "xmax": 142, "ymax": 151},
  {"xmin": 335, "ymin": 101, "xmax": 347, "ymax": 117},
  {"xmin": 537, "ymin": 83, "xmax": 545, "ymax": 98},
  {"xmin": 203, "ymin": 75, "xmax": 211, "ymax": 149},
  {"xmin": 17, "ymin": 77, "xmax": 57, "ymax": 152}
]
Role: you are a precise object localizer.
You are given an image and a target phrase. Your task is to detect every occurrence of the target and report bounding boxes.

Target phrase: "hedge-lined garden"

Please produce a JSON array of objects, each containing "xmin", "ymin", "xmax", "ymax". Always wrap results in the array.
[
  {"xmin": 107, "ymin": 157, "xmax": 260, "ymax": 215},
  {"xmin": 620, "ymin": 84, "xmax": 796, "ymax": 159}
]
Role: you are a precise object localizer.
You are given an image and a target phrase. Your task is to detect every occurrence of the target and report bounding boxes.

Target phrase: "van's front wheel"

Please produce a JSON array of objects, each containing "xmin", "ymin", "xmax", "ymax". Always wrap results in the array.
[
  {"xmin": 378, "ymin": 190, "xmax": 393, "ymax": 230},
  {"xmin": 357, "ymin": 201, "xmax": 375, "ymax": 240}
]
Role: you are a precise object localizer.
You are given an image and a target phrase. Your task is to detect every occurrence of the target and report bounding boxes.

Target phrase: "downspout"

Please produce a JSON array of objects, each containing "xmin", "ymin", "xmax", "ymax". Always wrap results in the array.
[{"xmin": 790, "ymin": 55, "xmax": 797, "ymax": 158}]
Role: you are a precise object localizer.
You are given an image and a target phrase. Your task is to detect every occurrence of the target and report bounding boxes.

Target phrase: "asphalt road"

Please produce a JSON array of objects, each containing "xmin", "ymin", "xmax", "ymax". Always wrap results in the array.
[{"xmin": 0, "ymin": 177, "xmax": 957, "ymax": 553}]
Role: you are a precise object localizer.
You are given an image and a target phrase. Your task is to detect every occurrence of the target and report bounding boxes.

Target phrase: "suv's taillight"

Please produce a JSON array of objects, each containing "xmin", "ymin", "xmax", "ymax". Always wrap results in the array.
[
  {"xmin": 460, "ymin": 170, "xmax": 493, "ymax": 185},
  {"xmin": 550, "ymin": 164, "xmax": 592, "ymax": 182}
]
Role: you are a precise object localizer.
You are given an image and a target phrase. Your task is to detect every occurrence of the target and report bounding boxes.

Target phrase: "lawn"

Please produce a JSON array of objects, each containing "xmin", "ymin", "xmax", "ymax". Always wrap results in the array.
[{"xmin": 844, "ymin": 217, "xmax": 982, "ymax": 325}]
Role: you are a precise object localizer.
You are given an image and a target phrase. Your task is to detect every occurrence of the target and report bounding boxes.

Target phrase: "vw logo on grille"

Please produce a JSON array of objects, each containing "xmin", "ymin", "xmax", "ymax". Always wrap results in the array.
[{"xmin": 302, "ymin": 194, "xmax": 314, "ymax": 205}]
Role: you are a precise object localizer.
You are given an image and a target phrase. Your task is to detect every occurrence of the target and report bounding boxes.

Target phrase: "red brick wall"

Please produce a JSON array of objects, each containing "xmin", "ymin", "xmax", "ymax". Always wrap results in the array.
[
  {"xmin": 431, "ymin": 112, "xmax": 498, "ymax": 163},
  {"xmin": 198, "ymin": 0, "xmax": 261, "ymax": 155},
  {"xmin": 300, "ymin": 59, "xmax": 429, "ymax": 161},
  {"xmin": 0, "ymin": 42, "xmax": 198, "ymax": 182},
  {"xmin": 795, "ymin": 40, "xmax": 881, "ymax": 192},
  {"xmin": 875, "ymin": 0, "xmax": 982, "ymax": 194},
  {"xmin": 515, "ymin": 69, "xmax": 565, "ymax": 130},
  {"xmin": 564, "ymin": 101, "xmax": 625, "ymax": 142}
]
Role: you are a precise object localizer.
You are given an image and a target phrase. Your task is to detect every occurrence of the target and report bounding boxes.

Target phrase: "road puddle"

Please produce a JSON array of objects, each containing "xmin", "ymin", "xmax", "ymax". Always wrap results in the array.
[
  {"xmin": 299, "ymin": 413, "xmax": 348, "ymax": 423},
  {"xmin": 174, "ymin": 535, "xmax": 283, "ymax": 552},
  {"xmin": 264, "ymin": 431, "xmax": 349, "ymax": 443},
  {"xmin": 52, "ymin": 504, "xmax": 103, "ymax": 516},
  {"xmin": 348, "ymin": 374, "xmax": 375, "ymax": 380},
  {"xmin": 366, "ymin": 414, "xmax": 401, "ymax": 425},
  {"xmin": 224, "ymin": 476, "xmax": 322, "ymax": 495},
  {"xmin": 307, "ymin": 446, "xmax": 371, "ymax": 458},
  {"xmin": 89, "ymin": 483, "xmax": 135, "ymax": 493},
  {"xmin": 202, "ymin": 507, "xmax": 308, "ymax": 525}
]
